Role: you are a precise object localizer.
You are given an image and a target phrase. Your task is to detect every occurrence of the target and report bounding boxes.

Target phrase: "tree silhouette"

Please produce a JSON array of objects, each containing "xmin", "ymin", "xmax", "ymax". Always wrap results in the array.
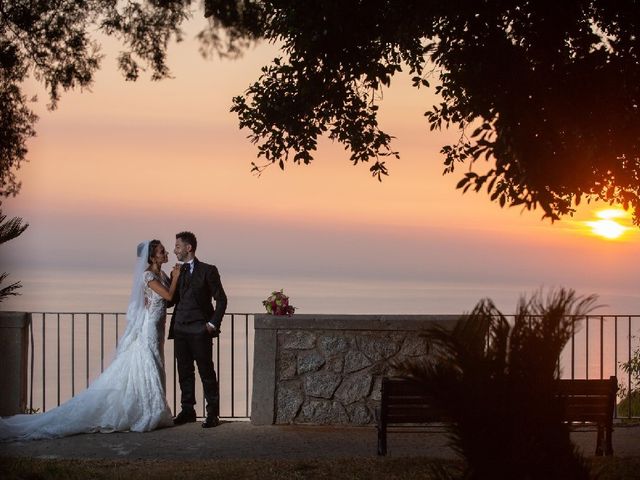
[
  {"xmin": 2, "ymin": 1, "xmax": 639, "ymax": 224},
  {"xmin": 225, "ymin": 1, "xmax": 640, "ymax": 223},
  {"xmin": 0, "ymin": 0, "xmax": 259, "ymax": 199}
]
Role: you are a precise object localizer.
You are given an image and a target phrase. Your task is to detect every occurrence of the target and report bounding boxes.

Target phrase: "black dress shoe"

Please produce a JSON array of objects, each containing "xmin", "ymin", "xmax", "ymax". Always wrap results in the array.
[
  {"xmin": 173, "ymin": 409, "xmax": 197, "ymax": 425},
  {"xmin": 202, "ymin": 416, "xmax": 220, "ymax": 428}
]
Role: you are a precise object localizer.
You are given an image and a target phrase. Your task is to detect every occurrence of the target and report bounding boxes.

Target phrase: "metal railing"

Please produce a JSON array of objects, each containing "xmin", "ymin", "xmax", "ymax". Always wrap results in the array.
[
  {"xmin": 560, "ymin": 314, "xmax": 640, "ymax": 419},
  {"xmin": 23, "ymin": 313, "xmax": 640, "ymax": 419},
  {"xmin": 26, "ymin": 312, "xmax": 254, "ymax": 419}
]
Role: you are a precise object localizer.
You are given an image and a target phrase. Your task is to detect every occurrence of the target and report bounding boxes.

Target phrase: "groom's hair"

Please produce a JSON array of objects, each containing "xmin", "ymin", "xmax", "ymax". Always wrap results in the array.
[{"xmin": 176, "ymin": 231, "xmax": 197, "ymax": 252}]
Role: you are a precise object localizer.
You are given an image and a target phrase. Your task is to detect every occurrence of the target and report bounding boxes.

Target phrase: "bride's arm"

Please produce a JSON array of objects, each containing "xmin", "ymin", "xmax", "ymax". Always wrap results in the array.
[{"xmin": 148, "ymin": 264, "xmax": 181, "ymax": 301}]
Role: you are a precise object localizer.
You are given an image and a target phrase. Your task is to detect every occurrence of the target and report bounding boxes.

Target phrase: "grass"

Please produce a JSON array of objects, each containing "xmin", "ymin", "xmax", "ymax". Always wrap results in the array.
[
  {"xmin": 617, "ymin": 392, "xmax": 640, "ymax": 418},
  {"xmin": 1, "ymin": 456, "xmax": 640, "ymax": 479},
  {"xmin": 0, "ymin": 457, "xmax": 458, "ymax": 479},
  {"xmin": 589, "ymin": 456, "xmax": 640, "ymax": 480}
]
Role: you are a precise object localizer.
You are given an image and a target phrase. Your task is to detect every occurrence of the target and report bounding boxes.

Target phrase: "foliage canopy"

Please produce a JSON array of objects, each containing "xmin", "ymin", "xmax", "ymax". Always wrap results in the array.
[
  {"xmin": 225, "ymin": 0, "xmax": 640, "ymax": 223},
  {"xmin": 0, "ymin": 0, "xmax": 257, "ymax": 200},
  {"xmin": 2, "ymin": 1, "xmax": 640, "ymax": 224},
  {"xmin": 0, "ymin": 0, "xmax": 190, "ymax": 198}
]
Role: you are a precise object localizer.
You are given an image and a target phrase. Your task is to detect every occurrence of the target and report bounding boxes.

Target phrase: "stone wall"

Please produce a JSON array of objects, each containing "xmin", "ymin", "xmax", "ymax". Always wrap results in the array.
[
  {"xmin": 250, "ymin": 314, "xmax": 458, "ymax": 425},
  {"xmin": 0, "ymin": 311, "xmax": 30, "ymax": 416}
]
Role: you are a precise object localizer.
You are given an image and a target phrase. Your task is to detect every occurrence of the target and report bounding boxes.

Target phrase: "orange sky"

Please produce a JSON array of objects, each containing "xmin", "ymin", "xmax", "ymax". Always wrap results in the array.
[{"xmin": 2, "ymin": 16, "xmax": 639, "ymax": 314}]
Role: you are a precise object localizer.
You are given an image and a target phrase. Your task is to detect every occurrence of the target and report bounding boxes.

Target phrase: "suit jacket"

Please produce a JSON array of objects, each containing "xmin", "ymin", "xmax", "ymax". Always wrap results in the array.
[{"xmin": 168, "ymin": 258, "xmax": 227, "ymax": 339}]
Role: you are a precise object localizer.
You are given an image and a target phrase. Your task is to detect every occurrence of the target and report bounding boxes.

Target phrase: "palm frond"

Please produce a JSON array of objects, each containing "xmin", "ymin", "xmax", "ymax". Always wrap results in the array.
[
  {"xmin": 0, "ymin": 211, "xmax": 28, "ymax": 244},
  {"xmin": 0, "ymin": 272, "xmax": 22, "ymax": 301}
]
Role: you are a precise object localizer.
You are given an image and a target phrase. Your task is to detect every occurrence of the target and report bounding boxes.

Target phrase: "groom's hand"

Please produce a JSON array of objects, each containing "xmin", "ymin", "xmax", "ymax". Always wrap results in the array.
[{"xmin": 206, "ymin": 323, "xmax": 219, "ymax": 337}]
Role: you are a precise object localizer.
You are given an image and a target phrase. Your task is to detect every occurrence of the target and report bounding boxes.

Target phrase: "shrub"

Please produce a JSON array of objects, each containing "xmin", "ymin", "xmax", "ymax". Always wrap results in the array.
[{"xmin": 397, "ymin": 288, "xmax": 597, "ymax": 480}]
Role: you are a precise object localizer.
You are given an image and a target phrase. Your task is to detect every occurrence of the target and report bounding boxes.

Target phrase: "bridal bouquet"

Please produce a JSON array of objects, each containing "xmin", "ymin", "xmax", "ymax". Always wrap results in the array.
[{"xmin": 263, "ymin": 289, "xmax": 296, "ymax": 316}]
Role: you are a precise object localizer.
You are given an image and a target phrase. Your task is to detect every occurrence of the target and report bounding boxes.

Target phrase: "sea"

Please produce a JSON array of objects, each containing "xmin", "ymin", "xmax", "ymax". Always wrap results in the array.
[
  {"xmin": 2, "ymin": 268, "xmax": 638, "ymax": 416},
  {"xmin": 4, "ymin": 267, "xmax": 640, "ymax": 315}
]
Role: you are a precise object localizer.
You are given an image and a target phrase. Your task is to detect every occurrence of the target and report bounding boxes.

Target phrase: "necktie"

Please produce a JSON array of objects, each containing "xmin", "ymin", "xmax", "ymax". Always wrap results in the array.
[{"xmin": 183, "ymin": 263, "xmax": 191, "ymax": 286}]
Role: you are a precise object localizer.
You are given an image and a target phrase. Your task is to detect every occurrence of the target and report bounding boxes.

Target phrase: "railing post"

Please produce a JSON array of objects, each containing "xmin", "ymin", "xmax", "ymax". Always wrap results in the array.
[{"xmin": 0, "ymin": 311, "xmax": 31, "ymax": 415}]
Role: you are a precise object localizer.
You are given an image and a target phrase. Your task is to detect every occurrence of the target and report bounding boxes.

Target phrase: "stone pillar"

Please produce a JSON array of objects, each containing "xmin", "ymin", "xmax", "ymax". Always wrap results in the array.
[
  {"xmin": 0, "ymin": 311, "xmax": 30, "ymax": 415},
  {"xmin": 251, "ymin": 314, "xmax": 278, "ymax": 425}
]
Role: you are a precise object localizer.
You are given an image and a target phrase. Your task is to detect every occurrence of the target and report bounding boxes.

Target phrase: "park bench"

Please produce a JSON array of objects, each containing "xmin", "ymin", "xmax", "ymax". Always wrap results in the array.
[
  {"xmin": 376, "ymin": 375, "xmax": 618, "ymax": 456},
  {"xmin": 555, "ymin": 376, "xmax": 618, "ymax": 456}
]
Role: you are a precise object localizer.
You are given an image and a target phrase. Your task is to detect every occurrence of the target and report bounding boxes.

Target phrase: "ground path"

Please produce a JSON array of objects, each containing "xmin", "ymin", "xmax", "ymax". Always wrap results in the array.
[{"xmin": 2, "ymin": 422, "xmax": 640, "ymax": 460}]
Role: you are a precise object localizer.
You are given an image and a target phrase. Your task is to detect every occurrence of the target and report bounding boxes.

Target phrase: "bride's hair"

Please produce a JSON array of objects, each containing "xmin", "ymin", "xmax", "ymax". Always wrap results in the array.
[{"xmin": 147, "ymin": 239, "xmax": 161, "ymax": 263}]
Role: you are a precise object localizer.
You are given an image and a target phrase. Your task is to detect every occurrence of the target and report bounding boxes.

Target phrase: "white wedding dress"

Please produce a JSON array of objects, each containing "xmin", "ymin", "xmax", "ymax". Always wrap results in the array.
[{"xmin": 0, "ymin": 243, "xmax": 173, "ymax": 441}]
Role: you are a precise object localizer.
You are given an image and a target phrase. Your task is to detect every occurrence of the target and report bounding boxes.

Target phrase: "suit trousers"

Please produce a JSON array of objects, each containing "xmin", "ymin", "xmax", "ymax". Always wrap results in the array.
[{"xmin": 174, "ymin": 332, "xmax": 219, "ymax": 417}]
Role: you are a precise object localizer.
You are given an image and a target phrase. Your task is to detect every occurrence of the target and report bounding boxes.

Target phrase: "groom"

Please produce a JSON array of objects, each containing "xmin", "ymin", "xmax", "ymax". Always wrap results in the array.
[{"xmin": 169, "ymin": 231, "xmax": 227, "ymax": 428}]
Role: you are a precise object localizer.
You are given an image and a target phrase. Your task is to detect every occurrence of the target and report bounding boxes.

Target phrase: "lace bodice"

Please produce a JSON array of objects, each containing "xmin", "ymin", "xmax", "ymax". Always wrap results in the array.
[
  {"xmin": 143, "ymin": 270, "xmax": 169, "ymax": 310},
  {"xmin": 141, "ymin": 270, "xmax": 169, "ymax": 356}
]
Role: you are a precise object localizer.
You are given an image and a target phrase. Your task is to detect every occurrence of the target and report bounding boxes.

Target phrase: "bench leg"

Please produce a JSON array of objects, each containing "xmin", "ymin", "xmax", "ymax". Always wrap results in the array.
[
  {"xmin": 595, "ymin": 425, "xmax": 604, "ymax": 456},
  {"xmin": 377, "ymin": 425, "xmax": 387, "ymax": 456},
  {"xmin": 605, "ymin": 424, "xmax": 613, "ymax": 456}
]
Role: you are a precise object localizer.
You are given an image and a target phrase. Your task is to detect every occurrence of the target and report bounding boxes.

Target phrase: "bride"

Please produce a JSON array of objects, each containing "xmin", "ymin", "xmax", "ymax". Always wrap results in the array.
[{"xmin": 0, "ymin": 240, "xmax": 180, "ymax": 441}]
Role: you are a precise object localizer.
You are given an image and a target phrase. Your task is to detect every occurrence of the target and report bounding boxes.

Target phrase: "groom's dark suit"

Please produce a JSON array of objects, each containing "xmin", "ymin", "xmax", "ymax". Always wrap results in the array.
[{"xmin": 169, "ymin": 258, "xmax": 227, "ymax": 418}]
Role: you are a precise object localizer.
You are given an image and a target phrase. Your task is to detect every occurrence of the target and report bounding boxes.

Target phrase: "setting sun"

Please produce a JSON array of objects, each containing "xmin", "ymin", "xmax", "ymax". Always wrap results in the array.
[{"xmin": 586, "ymin": 209, "xmax": 629, "ymax": 239}]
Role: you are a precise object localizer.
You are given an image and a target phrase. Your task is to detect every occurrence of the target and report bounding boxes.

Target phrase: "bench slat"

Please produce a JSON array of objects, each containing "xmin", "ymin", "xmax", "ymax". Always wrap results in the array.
[{"xmin": 556, "ymin": 380, "xmax": 616, "ymax": 395}]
